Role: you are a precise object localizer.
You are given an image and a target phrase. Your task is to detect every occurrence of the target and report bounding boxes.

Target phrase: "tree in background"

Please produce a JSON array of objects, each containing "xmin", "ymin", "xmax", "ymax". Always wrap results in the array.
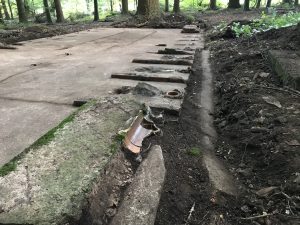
[
  {"xmin": 122, "ymin": 0, "xmax": 128, "ymax": 14},
  {"xmin": 43, "ymin": 0, "xmax": 52, "ymax": 23},
  {"xmin": 244, "ymin": 0, "xmax": 250, "ymax": 10},
  {"xmin": 1, "ymin": 0, "xmax": 10, "ymax": 19},
  {"xmin": 0, "ymin": 6, "xmax": 3, "ymax": 22},
  {"xmin": 210, "ymin": 0, "xmax": 217, "ymax": 10},
  {"xmin": 16, "ymin": 0, "xmax": 27, "ymax": 22},
  {"xmin": 93, "ymin": 0, "xmax": 99, "ymax": 21},
  {"xmin": 173, "ymin": 0, "xmax": 180, "ymax": 12},
  {"xmin": 137, "ymin": 0, "xmax": 160, "ymax": 19},
  {"xmin": 228, "ymin": 0, "xmax": 241, "ymax": 8},
  {"xmin": 295, "ymin": 0, "xmax": 298, "ymax": 6},
  {"xmin": 256, "ymin": 0, "xmax": 261, "ymax": 8},
  {"xmin": 266, "ymin": 0, "xmax": 272, "ymax": 7},
  {"xmin": 7, "ymin": 0, "xmax": 13, "ymax": 19},
  {"xmin": 54, "ymin": 0, "xmax": 64, "ymax": 22},
  {"xmin": 165, "ymin": 0, "xmax": 169, "ymax": 12}
]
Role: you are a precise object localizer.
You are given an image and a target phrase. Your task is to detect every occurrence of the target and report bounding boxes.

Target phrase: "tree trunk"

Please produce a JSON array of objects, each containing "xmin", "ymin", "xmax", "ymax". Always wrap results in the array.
[
  {"xmin": 137, "ymin": 0, "xmax": 160, "ymax": 19},
  {"xmin": 43, "ymin": 0, "xmax": 52, "ymax": 23},
  {"xmin": 53, "ymin": 0, "xmax": 64, "ymax": 22},
  {"xmin": 244, "ymin": 0, "xmax": 250, "ymax": 10},
  {"xmin": 16, "ymin": 0, "xmax": 27, "ymax": 22},
  {"xmin": 1, "ymin": 0, "xmax": 10, "ymax": 19},
  {"xmin": 228, "ymin": 0, "xmax": 241, "ymax": 8},
  {"xmin": 0, "ymin": 7, "xmax": 3, "ymax": 22},
  {"xmin": 266, "ymin": 0, "xmax": 271, "ymax": 7},
  {"xmin": 295, "ymin": 0, "xmax": 298, "ymax": 5},
  {"xmin": 110, "ymin": 0, "xmax": 113, "ymax": 12},
  {"xmin": 173, "ymin": 0, "xmax": 180, "ymax": 13},
  {"xmin": 7, "ymin": 0, "xmax": 13, "ymax": 19},
  {"xmin": 24, "ymin": 0, "xmax": 30, "ymax": 18},
  {"xmin": 210, "ymin": 0, "xmax": 217, "ymax": 10},
  {"xmin": 93, "ymin": 0, "xmax": 99, "ymax": 21},
  {"xmin": 256, "ymin": 0, "xmax": 261, "ymax": 8},
  {"xmin": 165, "ymin": 0, "xmax": 169, "ymax": 12},
  {"xmin": 121, "ymin": 0, "xmax": 128, "ymax": 13}
]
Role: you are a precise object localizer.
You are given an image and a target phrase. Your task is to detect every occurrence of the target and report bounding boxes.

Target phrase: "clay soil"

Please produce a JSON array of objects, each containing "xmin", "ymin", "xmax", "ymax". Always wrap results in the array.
[{"xmin": 205, "ymin": 10, "xmax": 300, "ymax": 225}]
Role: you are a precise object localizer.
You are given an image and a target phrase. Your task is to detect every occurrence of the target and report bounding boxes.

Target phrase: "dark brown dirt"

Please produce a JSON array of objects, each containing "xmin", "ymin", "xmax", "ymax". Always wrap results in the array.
[
  {"xmin": 206, "ymin": 14, "xmax": 300, "ymax": 225},
  {"xmin": 143, "ymin": 50, "xmax": 241, "ymax": 225},
  {"xmin": 0, "ymin": 22, "xmax": 111, "ymax": 44}
]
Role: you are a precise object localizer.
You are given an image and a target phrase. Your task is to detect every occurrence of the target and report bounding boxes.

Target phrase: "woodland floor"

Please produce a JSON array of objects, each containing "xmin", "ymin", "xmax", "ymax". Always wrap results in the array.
[
  {"xmin": 205, "ymin": 10, "xmax": 300, "ymax": 225},
  {"xmin": 0, "ymin": 8, "xmax": 299, "ymax": 225}
]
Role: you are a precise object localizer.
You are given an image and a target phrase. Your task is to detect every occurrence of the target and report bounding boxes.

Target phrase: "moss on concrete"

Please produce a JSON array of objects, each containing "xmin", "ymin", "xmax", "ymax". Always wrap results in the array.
[
  {"xmin": 0, "ymin": 101, "xmax": 93, "ymax": 177},
  {"xmin": 0, "ymin": 96, "xmax": 140, "ymax": 225}
]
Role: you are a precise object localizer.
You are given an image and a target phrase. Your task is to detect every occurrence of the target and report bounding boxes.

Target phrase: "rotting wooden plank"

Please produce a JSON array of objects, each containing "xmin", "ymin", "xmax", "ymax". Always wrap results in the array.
[
  {"xmin": 111, "ymin": 73, "xmax": 187, "ymax": 84},
  {"xmin": 132, "ymin": 58, "xmax": 192, "ymax": 66},
  {"xmin": 157, "ymin": 48, "xmax": 193, "ymax": 55}
]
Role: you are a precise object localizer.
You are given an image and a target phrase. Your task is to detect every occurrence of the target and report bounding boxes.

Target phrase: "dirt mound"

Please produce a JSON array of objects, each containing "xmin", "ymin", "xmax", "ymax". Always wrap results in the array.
[{"xmin": 208, "ymin": 23, "xmax": 300, "ymax": 224}]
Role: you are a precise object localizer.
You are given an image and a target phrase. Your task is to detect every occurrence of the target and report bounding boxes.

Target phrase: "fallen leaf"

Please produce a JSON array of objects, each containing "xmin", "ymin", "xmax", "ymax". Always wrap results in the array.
[
  {"xmin": 256, "ymin": 186, "xmax": 278, "ymax": 197},
  {"xmin": 262, "ymin": 96, "xmax": 282, "ymax": 108}
]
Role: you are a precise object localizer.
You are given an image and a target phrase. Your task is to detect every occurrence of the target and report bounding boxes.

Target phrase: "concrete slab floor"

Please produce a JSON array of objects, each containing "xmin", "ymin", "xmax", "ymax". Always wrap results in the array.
[{"xmin": 0, "ymin": 28, "xmax": 199, "ymax": 166}]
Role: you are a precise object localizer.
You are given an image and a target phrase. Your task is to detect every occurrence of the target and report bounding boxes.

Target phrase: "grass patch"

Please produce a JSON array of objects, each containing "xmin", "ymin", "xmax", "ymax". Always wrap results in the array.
[
  {"xmin": 0, "ymin": 101, "xmax": 93, "ymax": 177},
  {"xmin": 0, "ymin": 161, "xmax": 17, "ymax": 176},
  {"xmin": 187, "ymin": 147, "xmax": 202, "ymax": 156}
]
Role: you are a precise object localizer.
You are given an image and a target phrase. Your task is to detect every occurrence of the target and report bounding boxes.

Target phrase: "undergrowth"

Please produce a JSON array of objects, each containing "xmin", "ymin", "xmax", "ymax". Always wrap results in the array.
[
  {"xmin": 233, "ymin": 11, "xmax": 300, "ymax": 37},
  {"xmin": 215, "ymin": 11, "xmax": 300, "ymax": 37}
]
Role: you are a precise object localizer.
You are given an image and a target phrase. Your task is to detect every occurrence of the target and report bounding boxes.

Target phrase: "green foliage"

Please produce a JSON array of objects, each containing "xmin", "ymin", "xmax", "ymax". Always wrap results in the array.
[
  {"xmin": 230, "ymin": 11, "xmax": 300, "ymax": 37},
  {"xmin": 186, "ymin": 14, "xmax": 195, "ymax": 24},
  {"xmin": 0, "ymin": 161, "xmax": 17, "ymax": 176},
  {"xmin": 187, "ymin": 147, "xmax": 202, "ymax": 156},
  {"xmin": 68, "ymin": 12, "xmax": 91, "ymax": 22}
]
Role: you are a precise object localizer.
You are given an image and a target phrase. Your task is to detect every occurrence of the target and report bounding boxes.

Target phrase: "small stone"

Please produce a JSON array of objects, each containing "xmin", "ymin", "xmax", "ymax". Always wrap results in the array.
[
  {"xmin": 241, "ymin": 205, "xmax": 250, "ymax": 213},
  {"xmin": 132, "ymin": 82, "xmax": 162, "ymax": 97},
  {"xmin": 259, "ymin": 72, "xmax": 270, "ymax": 78},
  {"xmin": 274, "ymin": 116, "xmax": 287, "ymax": 124}
]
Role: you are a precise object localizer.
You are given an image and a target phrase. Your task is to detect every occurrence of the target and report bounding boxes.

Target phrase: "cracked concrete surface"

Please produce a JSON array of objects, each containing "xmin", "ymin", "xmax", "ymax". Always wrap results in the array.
[{"xmin": 0, "ymin": 28, "xmax": 192, "ymax": 166}]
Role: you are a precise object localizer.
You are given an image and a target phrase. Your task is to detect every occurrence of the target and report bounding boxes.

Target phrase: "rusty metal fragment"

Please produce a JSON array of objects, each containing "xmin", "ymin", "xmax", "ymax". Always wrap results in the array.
[{"xmin": 123, "ymin": 112, "xmax": 160, "ymax": 154}]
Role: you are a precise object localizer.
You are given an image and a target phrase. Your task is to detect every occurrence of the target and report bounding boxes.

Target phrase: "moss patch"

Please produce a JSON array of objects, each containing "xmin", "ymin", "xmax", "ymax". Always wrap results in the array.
[
  {"xmin": 187, "ymin": 147, "xmax": 202, "ymax": 156},
  {"xmin": 0, "ymin": 101, "xmax": 93, "ymax": 177},
  {"xmin": 0, "ymin": 161, "xmax": 17, "ymax": 176}
]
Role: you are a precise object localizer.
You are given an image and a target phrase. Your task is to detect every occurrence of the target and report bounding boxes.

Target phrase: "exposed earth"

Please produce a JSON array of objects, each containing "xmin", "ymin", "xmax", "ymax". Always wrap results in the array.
[{"xmin": 0, "ymin": 9, "xmax": 299, "ymax": 225}]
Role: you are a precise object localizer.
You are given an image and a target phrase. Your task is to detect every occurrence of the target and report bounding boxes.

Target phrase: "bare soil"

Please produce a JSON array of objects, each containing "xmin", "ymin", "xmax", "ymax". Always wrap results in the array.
[
  {"xmin": 205, "ymin": 11, "xmax": 300, "ymax": 225},
  {"xmin": 0, "ymin": 22, "xmax": 110, "ymax": 44}
]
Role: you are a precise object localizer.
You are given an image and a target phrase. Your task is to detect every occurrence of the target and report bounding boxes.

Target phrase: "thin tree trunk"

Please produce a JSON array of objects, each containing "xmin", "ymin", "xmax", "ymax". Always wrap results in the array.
[
  {"xmin": 110, "ymin": 0, "xmax": 113, "ymax": 12},
  {"xmin": 31, "ymin": 0, "xmax": 35, "ymax": 16},
  {"xmin": 173, "ymin": 0, "xmax": 180, "ymax": 13},
  {"xmin": 256, "ymin": 0, "xmax": 261, "ymax": 8},
  {"xmin": 266, "ymin": 0, "xmax": 271, "ymax": 7},
  {"xmin": 1, "ymin": 0, "xmax": 10, "ymax": 19},
  {"xmin": 210, "ymin": 0, "xmax": 217, "ymax": 10},
  {"xmin": 53, "ymin": 0, "xmax": 64, "ymax": 22},
  {"xmin": 165, "ymin": 0, "xmax": 169, "ymax": 12},
  {"xmin": 228, "ymin": 0, "xmax": 241, "ymax": 8},
  {"xmin": 244, "ymin": 0, "xmax": 250, "ymax": 10},
  {"xmin": 7, "ymin": 0, "xmax": 13, "ymax": 19},
  {"xmin": 93, "ymin": 0, "xmax": 99, "ymax": 21},
  {"xmin": 121, "ymin": 0, "xmax": 128, "ymax": 13},
  {"xmin": 16, "ymin": 0, "xmax": 27, "ymax": 22},
  {"xmin": 0, "ymin": 7, "xmax": 4, "ymax": 22},
  {"xmin": 295, "ymin": 0, "xmax": 298, "ymax": 5},
  {"xmin": 43, "ymin": 0, "xmax": 52, "ymax": 23}
]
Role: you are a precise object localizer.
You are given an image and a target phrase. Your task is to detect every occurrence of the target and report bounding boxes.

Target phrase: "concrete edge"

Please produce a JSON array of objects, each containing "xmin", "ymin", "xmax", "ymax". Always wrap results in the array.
[{"xmin": 110, "ymin": 145, "xmax": 166, "ymax": 225}]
